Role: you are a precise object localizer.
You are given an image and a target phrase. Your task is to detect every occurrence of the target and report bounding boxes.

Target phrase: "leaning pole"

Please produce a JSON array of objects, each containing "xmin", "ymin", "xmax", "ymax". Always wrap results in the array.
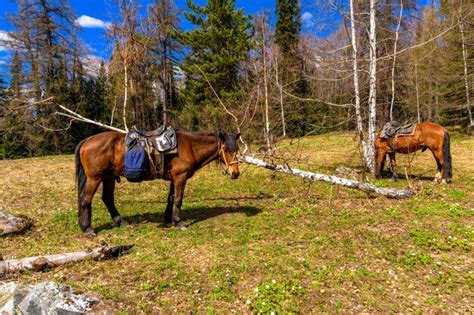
[{"xmin": 239, "ymin": 156, "xmax": 415, "ymax": 199}]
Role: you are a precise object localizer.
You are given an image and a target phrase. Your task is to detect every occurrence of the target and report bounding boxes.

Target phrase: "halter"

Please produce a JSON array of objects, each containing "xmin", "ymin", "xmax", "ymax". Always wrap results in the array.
[{"xmin": 218, "ymin": 141, "xmax": 239, "ymax": 176}]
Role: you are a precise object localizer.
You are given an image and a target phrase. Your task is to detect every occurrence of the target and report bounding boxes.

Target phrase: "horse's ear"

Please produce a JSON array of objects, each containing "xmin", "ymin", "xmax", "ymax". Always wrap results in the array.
[
  {"xmin": 236, "ymin": 133, "xmax": 241, "ymax": 140},
  {"xmin": 219, "ymin": 132, "xmax": 226, "ymax": 142}
]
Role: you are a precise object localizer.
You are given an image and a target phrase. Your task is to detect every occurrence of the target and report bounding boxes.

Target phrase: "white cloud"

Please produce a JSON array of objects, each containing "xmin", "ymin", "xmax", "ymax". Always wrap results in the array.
[
  {"xmin": 0, "ymin": 30, "xmax": 15, "ymax": 50},
  {"xmin": 301, "ymin": 12, "xmax": 315, "ymax": 28},
  {"xmin": 302, "ymin": 12, "xmax": 313, "ymax": 22},
  {"xmin": 75, "ymin": 15, "xmax": 111, "ymax": 29}
]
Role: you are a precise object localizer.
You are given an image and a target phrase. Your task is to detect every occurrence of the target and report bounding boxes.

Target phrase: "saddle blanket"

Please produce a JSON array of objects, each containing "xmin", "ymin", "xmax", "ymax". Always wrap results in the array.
[{"xmin": 380, "ymin": 121, "xmax": 416, "ymax": 139}]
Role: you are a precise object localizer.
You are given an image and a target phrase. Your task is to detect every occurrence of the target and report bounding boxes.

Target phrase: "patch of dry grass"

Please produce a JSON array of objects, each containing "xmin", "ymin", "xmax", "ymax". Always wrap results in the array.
[{"xmin": 0, "ymin": 131, "xmax": 472, "ymax": 313}]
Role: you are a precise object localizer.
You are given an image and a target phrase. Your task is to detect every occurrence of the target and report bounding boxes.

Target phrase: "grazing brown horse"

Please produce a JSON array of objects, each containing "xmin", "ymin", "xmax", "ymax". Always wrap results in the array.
[
  {"xmin": 374, "ymin": 122, "xmax": 452, "ymax": 183},
  {"xmin": 75, "ymin": 130, "xmax": 241, "ymax": 236}
]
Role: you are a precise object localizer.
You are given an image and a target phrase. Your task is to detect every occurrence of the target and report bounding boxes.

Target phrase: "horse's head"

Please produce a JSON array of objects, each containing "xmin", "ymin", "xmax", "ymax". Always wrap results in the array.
[
  {"xmin": 374, "ymin": 136, "xmax": 390, "ymax": 178},
  {"xmin": 218, "ymin": 132, "xmax": 241, "ymax": 179}
]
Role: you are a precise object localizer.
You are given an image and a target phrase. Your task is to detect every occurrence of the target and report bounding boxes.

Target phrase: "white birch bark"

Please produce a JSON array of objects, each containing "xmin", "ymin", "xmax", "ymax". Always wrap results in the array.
[
  {"xmin": 415, "ymin": 61, "xmax": 421, "ymax": 123},
  {"xmin": 275, "ymin": 56, "xmax": 286, "ymax": 137},
  {"xmin": 0, "ymin": 244, "xmax": 133, "ymax": 275},
  {"xmin": 367, "ymin": 0, "xmax": 378, "ymax": 173},
  {"xmin": 459, "ymin": 19, "xmax": 473, "ymax": 126},
  {"xmin": 349, "ymin": 0, "xmax": 370, "ymax": 169},
  {"xmin": 261, "ymin": 19, "xmax": 271, "ymax": 147},
  {"xmin": 390, "ymin": 0, "xmax": 403, "ymax": 121},
  {"xmin": 240, "ymin": 155, "xmax": 415, "ymax": 199},
  {"xmin": 57, "ymin": 105, "xmax": 127, "ymax": 133},
  {"xmin": 122, "ymin": 63, "xmax": 129, "ymax": 131}
]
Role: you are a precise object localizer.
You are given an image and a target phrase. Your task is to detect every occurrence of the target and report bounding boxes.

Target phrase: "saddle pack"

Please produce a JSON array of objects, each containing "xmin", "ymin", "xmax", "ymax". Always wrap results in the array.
[{"xmin": 124, "ymin": 125, "xmax": 177, "ymax": 182}]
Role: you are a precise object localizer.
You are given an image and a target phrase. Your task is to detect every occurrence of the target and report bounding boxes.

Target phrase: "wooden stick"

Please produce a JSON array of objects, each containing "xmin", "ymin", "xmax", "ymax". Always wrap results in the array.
[
  {"xmin": 0, "ymin": 243, "xmax": 133, "ymax": 277},
  {"xmin": 57, "ymin": 105, "xmax": 126, "ymax": 133},
  {"xmin": 0, "ymin": 210, "xmax": 32, "ymax": 236},
  {"xmin": 240, "ymin": 155, "xmax": 415, "ymax": 199}
]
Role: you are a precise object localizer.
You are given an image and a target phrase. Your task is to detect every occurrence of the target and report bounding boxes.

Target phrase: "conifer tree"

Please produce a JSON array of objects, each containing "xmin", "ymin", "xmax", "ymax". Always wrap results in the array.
[
  {"xmin": 275, "ymin": 0, "xmax": 301, "ymax": 59},
  {"xmin": 178, "ymin": 0, "xmax": 251, "ymax": 130},
  {"xmin": 274, "ymin": 0, "xmax": 309, "ymax": 136}
]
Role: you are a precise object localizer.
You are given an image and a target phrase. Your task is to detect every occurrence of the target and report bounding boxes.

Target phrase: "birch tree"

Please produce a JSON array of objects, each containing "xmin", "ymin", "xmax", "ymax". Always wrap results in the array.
[{"xmin": 366, "ymin": 0, "xmax": 378, "ymax": 172}]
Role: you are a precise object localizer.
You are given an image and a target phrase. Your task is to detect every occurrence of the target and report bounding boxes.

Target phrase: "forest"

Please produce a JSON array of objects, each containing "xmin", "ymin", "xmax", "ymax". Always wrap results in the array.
[
  {"xmin": 0, "ymin": 0, "xmax": 472, "ymax": 164},
  {"xmin": 1, "ymin": 1, "xmax": 473, "ymax": 313}
]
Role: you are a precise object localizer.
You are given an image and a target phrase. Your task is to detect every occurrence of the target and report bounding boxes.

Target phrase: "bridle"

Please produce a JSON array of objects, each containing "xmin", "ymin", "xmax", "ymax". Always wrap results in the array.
[{"xmin": 217, "ymin": 141, "xmax": 239, "ymax": 176}]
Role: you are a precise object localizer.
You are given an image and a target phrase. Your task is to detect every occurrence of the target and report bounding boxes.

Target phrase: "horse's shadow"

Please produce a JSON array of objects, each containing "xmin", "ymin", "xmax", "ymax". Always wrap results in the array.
[{"xmin": 95, "ymin": 204, "xmax": 261, "ymax": 233}]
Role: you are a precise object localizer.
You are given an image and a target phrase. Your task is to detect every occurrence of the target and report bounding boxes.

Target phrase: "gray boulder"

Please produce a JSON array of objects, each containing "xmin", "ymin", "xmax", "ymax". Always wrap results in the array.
[{"xmin": 0, "ymin": 282, "xmax": 98, "ymax": 315}]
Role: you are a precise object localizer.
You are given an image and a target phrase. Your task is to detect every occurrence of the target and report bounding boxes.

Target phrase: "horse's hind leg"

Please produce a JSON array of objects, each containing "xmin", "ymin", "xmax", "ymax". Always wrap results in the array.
[
  {"xmin": 430, "ymin": 147, "xmax": 444, "ymax": 183},
  {"xmin": 102, "ymin": 175, "xmax": 124, "ymax": 227},
  {"xmin": 79, "ymin": 176, "xmax": 101, "ymax": 236}
]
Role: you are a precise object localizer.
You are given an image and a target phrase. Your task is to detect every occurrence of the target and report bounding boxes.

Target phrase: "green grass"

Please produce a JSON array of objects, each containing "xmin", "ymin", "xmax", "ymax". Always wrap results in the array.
[{"xmin": 0, "ymin": 131, "xmax": 473, "ymax": 313}]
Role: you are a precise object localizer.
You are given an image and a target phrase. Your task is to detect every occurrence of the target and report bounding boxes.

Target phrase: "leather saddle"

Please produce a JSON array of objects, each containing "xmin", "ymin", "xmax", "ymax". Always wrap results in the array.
[
  {"xmin": 125, "ymin": 126, "xmax": 177, "ymax": 178},
  {"xmin": 380, "ymin": 121, "xmax": 416, "ymax": 139}
]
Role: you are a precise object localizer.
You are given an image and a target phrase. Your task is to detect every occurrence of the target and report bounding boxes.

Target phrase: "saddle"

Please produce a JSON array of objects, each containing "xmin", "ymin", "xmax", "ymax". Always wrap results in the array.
[
  {"xmin": 124, "ymin": 125, "xmax": 177, "ymax": 182},
  {"xmin": 380, "ymin": 121, "xmax": 416, "ymax": 139}
]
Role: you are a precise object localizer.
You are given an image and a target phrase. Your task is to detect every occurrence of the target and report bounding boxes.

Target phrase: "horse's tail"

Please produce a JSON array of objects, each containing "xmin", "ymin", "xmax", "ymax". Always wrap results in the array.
[
  {"xmin": 75, "ymin": 140, "xmax": 87, "ymax": 206},
  {"xmin": 442, "ymin": 129, "xmax": 452, "ymax": 180}
]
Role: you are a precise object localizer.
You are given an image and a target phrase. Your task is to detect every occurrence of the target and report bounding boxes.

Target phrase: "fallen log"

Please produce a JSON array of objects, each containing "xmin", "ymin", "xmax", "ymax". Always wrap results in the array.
[
  {"xmin": 0, "ymin": 210, "xmax": 33, "ymax": 236},
  {"xmin": 240, "ymin": 155, "xmax": 415, "ymax": 199},
  {"xmin": 0, "ymin": 242, "xmax": 133, "ymax": 278}
]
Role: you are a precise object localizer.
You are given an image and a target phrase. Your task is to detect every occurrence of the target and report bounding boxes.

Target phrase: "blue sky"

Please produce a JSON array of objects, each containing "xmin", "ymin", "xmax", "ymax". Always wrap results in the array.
[
  {"xmin": 0, "ymin": 0, "xmax": 340, "ymax": 63},
  {"xmin": 0, "ymin": 0, "xmax": 434, "ymax": 72}
]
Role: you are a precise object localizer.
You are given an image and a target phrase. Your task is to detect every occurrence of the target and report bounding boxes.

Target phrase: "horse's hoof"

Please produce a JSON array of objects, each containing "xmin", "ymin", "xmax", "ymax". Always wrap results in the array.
[
  {"xmin": 174, "ymin": 222, "xmax": 187, "ymax": 231},
  {"xmin": 113, "ymin": 216, "xmax": 127, "ymax": 227},
  {"xmin": 440, "ymin": 179, "xmax": 448, "ymax": 185},
  {"xmin": 84, "ymin": 228, "xmax": 96, "ymax": 237},
  {"xmin": 163, "ymin": 222, "xmax": 173, "ymax": 228}
]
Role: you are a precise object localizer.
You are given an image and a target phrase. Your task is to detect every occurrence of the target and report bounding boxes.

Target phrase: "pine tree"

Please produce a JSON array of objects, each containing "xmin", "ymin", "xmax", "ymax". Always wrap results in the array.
[
  {"xmin": 274, "ymin": 0, "xmax": 310, "ymax": 136},
  {"xmin": 9, "ymin": 50, "xmax": 24, "ymax": 98},
  {"xmin": 178, "ymin": 0, "xmax": 252, "ymax": 130},
  {"xmin": 275, "ymin": 0, "xmax": 301, "ymax": 59},
  {"xmin": 146, "ymin": 0, "xmax": 181, "ymax": 126}
]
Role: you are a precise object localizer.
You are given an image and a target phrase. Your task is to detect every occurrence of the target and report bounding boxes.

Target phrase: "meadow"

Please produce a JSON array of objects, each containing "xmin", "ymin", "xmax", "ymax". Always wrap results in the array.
[{"xmin": 1, "ymin": 131, "xmax": 472, "ymax": 313}]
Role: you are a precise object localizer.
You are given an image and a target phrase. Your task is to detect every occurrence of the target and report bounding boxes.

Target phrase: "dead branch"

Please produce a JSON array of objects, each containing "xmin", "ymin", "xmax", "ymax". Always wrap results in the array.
[
  {"xmin": 240, "ymin": 155, "xmax": 415, "ymax": 199},
  {"xmin": 0, "ymin": 210, "xmax": 33, "ymax": 236},
  {"xmin": 0, "ymin": 242, "xmax": 133, "ymax": 277},
  {"xmin": 56, "ymin": 105, "xmax": 126, "ymax": 133}
]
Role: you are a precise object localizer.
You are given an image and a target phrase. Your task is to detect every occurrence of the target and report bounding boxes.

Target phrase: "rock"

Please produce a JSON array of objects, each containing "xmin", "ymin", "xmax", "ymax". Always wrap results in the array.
[
  {"xmin": 0, "ymin": 282, "xmax": 98, "ymax": 315},
  {"xmin": 0, "ymin": 282, "xmax": 30, "ymax": 314}
]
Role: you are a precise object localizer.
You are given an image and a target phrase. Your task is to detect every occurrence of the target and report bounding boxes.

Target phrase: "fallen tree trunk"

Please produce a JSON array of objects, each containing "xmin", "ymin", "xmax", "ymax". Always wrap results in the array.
[
  {"xmin": 0, "ymin": 242, "xmax": 133, "ymax": 277},
  {"xmin": 240, "ymin": 155, "xmax": 415, "ymax": 199},
  {"xmin": 0, "ymin": 210, "xmax": 32, "ymax": 236}
]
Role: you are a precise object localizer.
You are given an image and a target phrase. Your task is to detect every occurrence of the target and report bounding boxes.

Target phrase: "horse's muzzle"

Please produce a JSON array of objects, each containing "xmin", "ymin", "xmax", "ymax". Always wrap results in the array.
[{"xmin": 230, "ymin": 171, "xmax": 240, "ymax": 179}]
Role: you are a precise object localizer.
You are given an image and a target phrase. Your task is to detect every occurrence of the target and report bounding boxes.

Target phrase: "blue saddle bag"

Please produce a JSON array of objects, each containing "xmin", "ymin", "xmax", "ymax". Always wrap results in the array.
[{"xmin": 124, "ymin": 143, "xmax": 148, "ymax": 182}]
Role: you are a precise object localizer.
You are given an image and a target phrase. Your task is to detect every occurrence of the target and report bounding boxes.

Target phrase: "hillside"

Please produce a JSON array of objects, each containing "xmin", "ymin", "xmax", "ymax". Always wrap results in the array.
[{"xmin": 1, "ymin": 132, "xmax": 473, "ymax": 313}]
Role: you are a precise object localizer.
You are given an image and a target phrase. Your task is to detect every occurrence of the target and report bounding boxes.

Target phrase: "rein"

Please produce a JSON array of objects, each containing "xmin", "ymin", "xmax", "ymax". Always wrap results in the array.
[{"xmin": 217, "ymin": 141, "xmax": 238, "ymax": 176}]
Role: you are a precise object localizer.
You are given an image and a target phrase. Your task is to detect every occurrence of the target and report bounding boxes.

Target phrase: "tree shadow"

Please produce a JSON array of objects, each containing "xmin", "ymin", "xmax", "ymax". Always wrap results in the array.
[{"xmin": 94, "ymin": 204, "xmax": 261, "ymax": 233}]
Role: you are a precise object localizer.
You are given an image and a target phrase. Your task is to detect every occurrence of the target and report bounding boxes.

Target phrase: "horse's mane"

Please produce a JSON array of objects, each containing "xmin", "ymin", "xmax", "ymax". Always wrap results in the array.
[{"xmin": 176, "ymin": 129, "xmax": 217, "ymax": 140}]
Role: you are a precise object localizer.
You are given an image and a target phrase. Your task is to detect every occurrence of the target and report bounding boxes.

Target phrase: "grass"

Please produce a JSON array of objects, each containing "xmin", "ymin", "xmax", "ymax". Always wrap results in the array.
[{"xmin": 0, "ymin": 131, "xmax": 473, "ymax": 313}]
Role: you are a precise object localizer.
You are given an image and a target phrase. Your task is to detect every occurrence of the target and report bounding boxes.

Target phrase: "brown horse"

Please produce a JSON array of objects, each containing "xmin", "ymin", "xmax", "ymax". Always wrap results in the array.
[
  {"xmin": 75, "ymin": 130, "xmax": 241, "ymax": 236},
  {"xmin": 374, "ymin": 122, "xmax": 452, "ymax": 183}
]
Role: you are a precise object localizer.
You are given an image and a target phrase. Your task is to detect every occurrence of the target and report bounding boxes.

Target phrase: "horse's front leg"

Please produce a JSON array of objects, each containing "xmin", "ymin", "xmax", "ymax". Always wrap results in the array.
[
  {"xmin": 171, "ymin": 174, "xmax": 187, "ymax": 230},
  {"xmin": 102, "ymin": 175, "xmax": 125, "ymax": 227},
  {"xmin": 389, "ymin": 153, "xmax": 397, "ymax": 181},
  {"xmin": 163, "ymin": 182, "xmax": 174, "ymax": 228}
]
